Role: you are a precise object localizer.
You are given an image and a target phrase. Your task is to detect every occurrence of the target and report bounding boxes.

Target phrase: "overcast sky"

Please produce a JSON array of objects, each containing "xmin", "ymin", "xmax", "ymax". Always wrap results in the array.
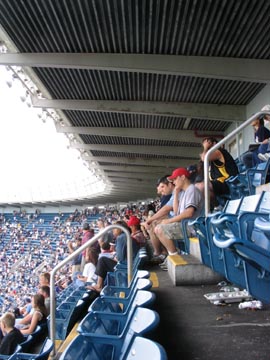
[{"xmin": 0, "ymin": 66, "xmax": 92, "ymax": 196}]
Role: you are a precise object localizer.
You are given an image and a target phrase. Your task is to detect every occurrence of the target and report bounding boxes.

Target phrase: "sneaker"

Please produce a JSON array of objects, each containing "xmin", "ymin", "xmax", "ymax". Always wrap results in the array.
[
  {"xmin": 159, "ymin": 257, "xmax": 168, "ymax": 268},
  {"xmin": 258, "ymin": 153, "xmax": 270, "ymax": 161},
  {"xmin": 150, "ymin": 253, "xmax": 167, "ymax": 264},
  {"xmin": 258, "ymin": 153, "xmax": 267, "ymax": 161}
]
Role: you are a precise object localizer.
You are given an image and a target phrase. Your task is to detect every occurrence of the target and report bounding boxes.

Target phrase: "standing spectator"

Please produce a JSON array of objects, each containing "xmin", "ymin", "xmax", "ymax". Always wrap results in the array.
[
  {"xmin": 0, "ymin": 312, "xmax": 25, "ymax": 355},
  {"xmin": 97, "ymin": 219, "xmax": 113, "ymax": 246},
  {"xmin": 80, "ymin": 223, "xmax": 95, "ymax": 271},
  {"xmin": 39, "ymin": 272, "xmax": 50, "ymax": 287},
  {"xmin": 67, "ymin": 237, "xmax": 82, "ymax": 275},
  {"xmin": 88, "ymin": 221, "xmax": 139, "ymax": 293}
]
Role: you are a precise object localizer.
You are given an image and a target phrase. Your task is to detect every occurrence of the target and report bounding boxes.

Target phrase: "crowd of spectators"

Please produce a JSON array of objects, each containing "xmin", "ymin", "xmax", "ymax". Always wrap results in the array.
[{"xmin": 0, "ymin": 203, "xmax": 159, "ymax": 316}]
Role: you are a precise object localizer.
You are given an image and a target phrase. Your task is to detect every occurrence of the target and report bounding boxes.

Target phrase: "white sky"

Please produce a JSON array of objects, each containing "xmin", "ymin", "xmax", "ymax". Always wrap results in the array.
[{"xmin": 0, "ymin": 66, "xmax": 93, "ymax": 196}]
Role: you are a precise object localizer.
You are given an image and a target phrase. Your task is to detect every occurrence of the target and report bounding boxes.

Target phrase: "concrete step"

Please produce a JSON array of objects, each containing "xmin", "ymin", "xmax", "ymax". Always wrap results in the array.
[{"xmin": 167, "ymin": 254, "xmax": 224, "ymax": 286}]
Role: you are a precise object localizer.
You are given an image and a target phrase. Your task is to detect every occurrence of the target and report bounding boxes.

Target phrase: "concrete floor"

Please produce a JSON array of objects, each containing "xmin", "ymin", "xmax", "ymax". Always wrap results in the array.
[{"xmin": 151, "ymin": 265, "xmax": 270, "ymax": 360}]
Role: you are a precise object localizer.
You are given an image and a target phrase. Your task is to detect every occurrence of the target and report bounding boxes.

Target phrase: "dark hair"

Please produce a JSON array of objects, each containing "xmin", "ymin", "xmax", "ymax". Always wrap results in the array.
[
  {"xmin": 202, "ymin": 137, "xmax": 218, "ymax": 144},
  {"xmin": 33, "ymin": 294, "xmax": 48, "ymax": 317},
  {"xmin": 39, "ymin": 285, "xmax": 50, "ymax": 298},
  {"xmin": 86, "ymin": 247, "xmax": 99, "ymax": 266},
  {"xmin": 156, "ymin": 175, "xmax": 171, "ymax": 186},
  {"xmin": 115, "ymin": 220, "xmax": 131, "ymax": 233}
]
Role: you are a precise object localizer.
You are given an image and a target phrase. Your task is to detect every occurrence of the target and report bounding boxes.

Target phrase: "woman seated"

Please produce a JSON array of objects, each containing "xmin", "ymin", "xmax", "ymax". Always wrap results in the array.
[
  {"xmin": 20, "ymin": 294, "xmax": 48, "ymax": 335},
  {"xmin": 74, "ymin": 247, "xmax": 98, "ymax": 287}
]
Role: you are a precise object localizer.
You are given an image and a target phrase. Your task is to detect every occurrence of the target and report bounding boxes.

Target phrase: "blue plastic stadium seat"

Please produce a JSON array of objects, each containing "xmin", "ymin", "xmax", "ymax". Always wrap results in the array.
[
  {"xmin": 106, "ymin": 269, "xmax": 150, "ymax": 288},
  {"xmin": 209, "ymin": 193, "xmax": 264, "ymax": 286},
  {"xmin": 8, "ymin": 338, "xmax": 53, "ymax": 360},
  {"xmin": 19, "ymin": 335, "xmax": 33, "ymax": 353},
  {"xmin": 213, "ymin": 210, "xmax": 270, "ymax": 303},
  {"xmin": 0, "ymin": 345, "xmax": 22, "ymax": 360},
  {"xmin": 120, "ymin": 336, "xmax": 167, "ymax": 360},
  {"xmin": 88, "ymin": 289, "xmax": 155, "ymax": 315},
  {"xmin": 189, "ymin": 197, "xmax": 243, "ymax": 271},
  {"xmin": 59, "ymin": 308, "xmax": 160, "ymax": 360}
]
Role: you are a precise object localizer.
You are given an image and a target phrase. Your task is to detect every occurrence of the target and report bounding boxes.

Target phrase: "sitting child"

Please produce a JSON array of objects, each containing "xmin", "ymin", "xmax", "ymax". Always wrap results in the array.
[{"xmin": 0, "ymin": 312, "xmax": 25, "ymax": 355}]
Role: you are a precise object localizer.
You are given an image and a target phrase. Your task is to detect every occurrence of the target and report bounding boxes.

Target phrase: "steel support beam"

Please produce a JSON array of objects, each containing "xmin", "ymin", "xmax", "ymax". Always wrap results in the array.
[
  {"xmin": 72, "ymin": 143, "xmax": 200, "ymax": 158},
  {"xmin": 33, "ymin": 96, "xmax": 244, "ymax": 122},
  {"xmin": 1, "ymin": 53, "xmax": 269, "ymax": 83},
  {"xmin": 56, "ymin": 125, "xmax": 223, "ymax": 143}
]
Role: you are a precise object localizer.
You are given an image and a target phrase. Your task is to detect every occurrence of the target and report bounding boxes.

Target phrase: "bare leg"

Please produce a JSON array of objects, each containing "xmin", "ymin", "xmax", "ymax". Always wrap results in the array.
[{"xmin": 154, "ymin": 224, "xmax": 177, "ymax": 254}]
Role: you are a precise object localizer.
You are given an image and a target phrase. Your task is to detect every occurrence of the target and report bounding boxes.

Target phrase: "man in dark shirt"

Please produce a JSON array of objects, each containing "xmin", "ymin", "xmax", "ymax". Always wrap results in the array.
[
  {"xmin": 0, "ymin": 312, "xmax": 25, "ymax": 355},
  {"xmin": 196, "ymin": 137, "xmax": 239, "ymax": 206},
  {"xmin": 156, "ymin": 175, "xmax": 173, "ymax": 209}
]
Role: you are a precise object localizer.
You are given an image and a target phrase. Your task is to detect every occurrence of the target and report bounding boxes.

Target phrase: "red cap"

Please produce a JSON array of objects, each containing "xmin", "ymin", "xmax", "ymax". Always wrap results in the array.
[
  {"xmin": 127, "ymin": 216, "xmax": 141, "ymax": 227},
  {"xmin": 167, "ymin": 167, "xmax": 190, "ymax": 181}
]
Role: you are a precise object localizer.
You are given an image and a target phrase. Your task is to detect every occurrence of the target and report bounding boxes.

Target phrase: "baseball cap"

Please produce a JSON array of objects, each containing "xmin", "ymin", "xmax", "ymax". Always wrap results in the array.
[
  {"xmin": 127, "ymin": 216, "xmax": 141, "ymax": 227},
  {"xmin": 167, "ymin": 167, "xmax": 190, "ymax": 181}
]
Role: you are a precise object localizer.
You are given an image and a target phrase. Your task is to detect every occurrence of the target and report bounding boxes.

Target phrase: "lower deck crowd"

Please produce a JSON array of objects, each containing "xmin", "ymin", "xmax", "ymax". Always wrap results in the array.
[{"xmin": 0, "ymin": 203, "xmax": 157, "ymax": 316}]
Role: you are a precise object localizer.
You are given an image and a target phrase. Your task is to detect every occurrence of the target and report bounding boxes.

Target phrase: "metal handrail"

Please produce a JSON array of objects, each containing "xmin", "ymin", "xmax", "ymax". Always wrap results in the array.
[
  {"xmin": 49, "ymin": 224, "xmax": 133, "ymax": 358},
  {"xmin": 204, "ymin": 110, "xmax": 270, "ymax": 216}
]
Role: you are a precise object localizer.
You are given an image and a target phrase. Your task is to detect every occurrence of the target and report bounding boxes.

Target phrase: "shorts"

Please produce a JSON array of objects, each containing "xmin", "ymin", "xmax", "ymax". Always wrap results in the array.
[
  {"xmin": 157, "ymin": 222, "xmax": 183, "ymax": 240},
  {"xmin": 211, "ymin": 180, "xmax": 230, "ymax": 196}
]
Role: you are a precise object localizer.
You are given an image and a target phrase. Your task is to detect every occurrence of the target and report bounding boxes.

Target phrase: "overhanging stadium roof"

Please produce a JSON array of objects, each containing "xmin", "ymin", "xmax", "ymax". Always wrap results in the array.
[{"xmin": 0, "ymin": 0, "xmax": 269, "ymax": 206}]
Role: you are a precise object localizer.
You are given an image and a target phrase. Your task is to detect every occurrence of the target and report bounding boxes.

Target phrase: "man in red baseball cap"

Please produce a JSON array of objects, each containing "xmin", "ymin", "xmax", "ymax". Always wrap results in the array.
[
  {"xmin": 167, "ymin": 167, "xmax": 191, "ymax": 181},
  {"xmin": 143, "ymin": 167, "xmax": 204, "ymax": 269}
]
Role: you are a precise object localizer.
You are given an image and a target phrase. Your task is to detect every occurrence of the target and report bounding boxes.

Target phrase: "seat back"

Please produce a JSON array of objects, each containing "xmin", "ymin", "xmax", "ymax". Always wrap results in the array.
[
  {"xmin": 238, "ymin": 193, "xmax": 264, "ymax": 215},
  {"xmin": 20, "ymin": 335, "xmax": 33, "ymax": 353},
  {"xmin": 247, "ymin": 159, "xmax": 270, "ymax": 194},
  {"xmin": 60, "ymin": 308, "xmax": 160, "ymax": 360},
  {"xmin": 120, "ymin": 336, "xmax": 167, "ymax": 360},
  {"xmin": 7, "ymin": 338, "xmax": 53, "ymax": 360},
  {"xmin": 223, "ymin": 198, "xmax": 242, "ymax": 214}
]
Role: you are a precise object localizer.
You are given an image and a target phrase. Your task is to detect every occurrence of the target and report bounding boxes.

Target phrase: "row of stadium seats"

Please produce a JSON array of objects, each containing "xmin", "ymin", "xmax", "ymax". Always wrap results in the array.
[
  {"xmin": 190, "ymin": 190, "xmax": 270, "ymax": 303},
  {"xmin": 0, "ymin": 337, "xmax": 53, "ymax": 360},
  {"xmin": 58, "ymin": 248, "xmax": 167, "ymax": 359},
  {"xmin": 225, "ymin": 158, "xmax": 270, "ymax": 199}
]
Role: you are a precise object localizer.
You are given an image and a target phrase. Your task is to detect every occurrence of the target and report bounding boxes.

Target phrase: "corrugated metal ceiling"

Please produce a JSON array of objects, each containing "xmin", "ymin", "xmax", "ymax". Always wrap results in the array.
[{"xmin": 0, "ymin": 0, "xmax": 269, "ymax": 205}]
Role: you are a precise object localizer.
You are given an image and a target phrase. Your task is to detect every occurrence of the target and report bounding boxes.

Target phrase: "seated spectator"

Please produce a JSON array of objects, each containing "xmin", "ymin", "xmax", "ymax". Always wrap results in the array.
[
  {"xmin": 38, "ymin": 285, "xmax": 50, "ymax": 315},
  {"xmin": 196, "ymin": 137, "xmax": 239, "ymax": 207},
  {"xmin": 74, "ymin": 247, "xmax": 98, "ymax": 287},
  {"xmin": 0, "ymin": 312, "xmax": 25, "ymax": 355},
  {"xmin": 88, "ymin": 221, "xmax": 139, "ymax": 293},
  {"xmin": 14, "ymin": 297, "xmax": 32, "ymax": 319},
  {"xmin": 141, "ymin": 176, "xmax": 175, "ymax": 261},
  {"xmin": 258, "ymin": 105, "xmax": 270, "ymax": 161},
  {"xmin": 127, "ymin": 216, "xmax": 146, "ymax": 248},
  {"xmin": 20, "ymin": 294, "xmax": 48, "ymax": 335},
  {"xmin": 242, "ymin": 116, "xmax": 270, "ymax": 167},
  {"xmin": 99, "ymin": 241, "xmax": 115, "ymax": 259},
  {"xmin": 154, "ymin": 168, "xmax": 203, "ymax": 269}
]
